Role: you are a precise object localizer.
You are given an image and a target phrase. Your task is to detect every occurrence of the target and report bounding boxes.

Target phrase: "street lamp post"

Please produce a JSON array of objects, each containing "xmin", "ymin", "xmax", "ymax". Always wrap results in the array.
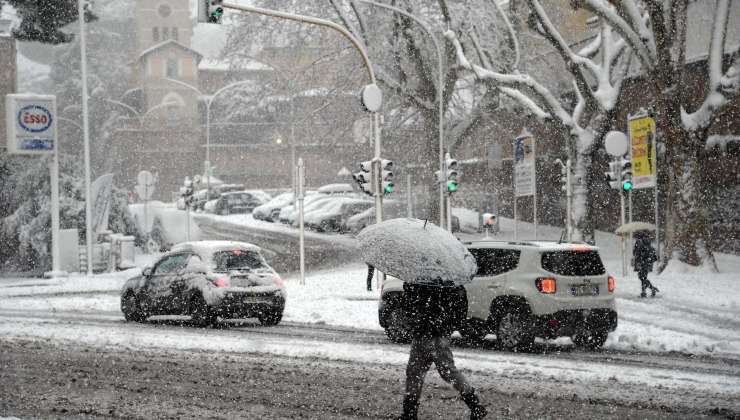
[
  {"xmin": 354, "ymin": 0, "xmax": 447, "ymax": 228},
  {"xmin": 77, "ymin": 0, "xmax": 94, "ymax": 275},
  {"xmin": 164, "ymin": 78, "xmax": 272, "ymax": 202}
]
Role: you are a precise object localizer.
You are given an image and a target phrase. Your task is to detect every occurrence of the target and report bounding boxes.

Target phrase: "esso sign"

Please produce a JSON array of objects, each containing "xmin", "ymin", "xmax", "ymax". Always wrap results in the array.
[
  {"xmin": 5, "ymin": 94, "xmax": 57, "ymax": 155},
  {"xmin": 19, "ymin": 105, "xmax": 53, "ymax": 133}
]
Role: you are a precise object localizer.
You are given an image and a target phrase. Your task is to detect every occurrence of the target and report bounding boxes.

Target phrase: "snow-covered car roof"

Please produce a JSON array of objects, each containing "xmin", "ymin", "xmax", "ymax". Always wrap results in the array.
[
  {"xmin": 304, "ymin": 198, "xmax": 372, "ymax": 223},
  {"xmin": 317, "ymin": 183, "xmax": 354, "ymax": 194},
  {"xmin": 464, "ymin": 240, "xmax": 599, "ymax": 252},
  {"xmin": 171, "ymin": 240, "xmax": 262, "ymax": 257}
]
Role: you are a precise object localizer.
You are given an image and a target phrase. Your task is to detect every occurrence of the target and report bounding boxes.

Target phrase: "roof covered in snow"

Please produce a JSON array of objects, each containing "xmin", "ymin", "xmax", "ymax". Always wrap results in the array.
[
  {"xmin": 138, "ymin": 39, "xmax": 203, "ymax": 62},
  {"xmin": 171, "ymin": 240, "xmax": 261, "ymax": 256}
]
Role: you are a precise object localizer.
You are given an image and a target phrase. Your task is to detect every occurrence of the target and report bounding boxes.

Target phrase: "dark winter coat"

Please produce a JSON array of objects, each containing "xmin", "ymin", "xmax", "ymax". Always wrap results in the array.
[
  {"xmin": 402, "ymin": 282, "xmax": 468, "ymax": 339},
  {"xmin": 633, "ymin": 238, "xmax": 658, "ymax": 273}
]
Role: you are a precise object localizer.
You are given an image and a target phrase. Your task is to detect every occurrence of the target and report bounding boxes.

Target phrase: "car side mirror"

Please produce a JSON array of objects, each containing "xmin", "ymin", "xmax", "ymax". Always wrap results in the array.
[{"xmin": 142, "ymin": 267, "xmax": 152, "ymax": 277}]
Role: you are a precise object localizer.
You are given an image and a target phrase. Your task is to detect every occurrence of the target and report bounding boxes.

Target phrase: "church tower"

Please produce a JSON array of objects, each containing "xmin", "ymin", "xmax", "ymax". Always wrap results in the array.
[
  {"xmin": 133, "ymin": 0, "xmax": 201, "ymax": 120},
  {"xmin": 136, "ymin": 0, "xmax": 193, "ymax": 52}
]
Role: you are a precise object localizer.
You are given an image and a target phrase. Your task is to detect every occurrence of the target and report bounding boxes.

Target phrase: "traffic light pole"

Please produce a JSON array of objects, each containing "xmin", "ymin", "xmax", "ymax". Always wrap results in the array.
[
  {"xmin": 221, "ymin": 2, "xmax": 384, "ymax": 226},
  {"xmin": 620, "ymin": 190, "xmax": 627, "ymax": 277},
  {"xmin": 298, "ymin": 158, "xmax": 306, "ymax": 286},
  {"xmin": 353, "ymin": 0, "xmax": 445, "ymax": 229}
]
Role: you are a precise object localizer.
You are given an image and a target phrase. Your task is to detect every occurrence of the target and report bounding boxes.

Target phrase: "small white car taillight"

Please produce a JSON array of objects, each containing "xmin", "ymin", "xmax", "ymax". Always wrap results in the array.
[{"xmin": 608, "ymin": 275, "xmax": 616, "ymax": 293}]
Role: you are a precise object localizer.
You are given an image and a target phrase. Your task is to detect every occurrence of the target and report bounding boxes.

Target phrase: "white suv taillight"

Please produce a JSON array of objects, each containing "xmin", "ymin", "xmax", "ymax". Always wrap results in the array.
[
  {"xmin": 608, "ymin": 275, "xmax": 616, "ymax": 293},
  {"xmin": 535, "ymin": 277, "xmax": 557, "ymax": 294}
]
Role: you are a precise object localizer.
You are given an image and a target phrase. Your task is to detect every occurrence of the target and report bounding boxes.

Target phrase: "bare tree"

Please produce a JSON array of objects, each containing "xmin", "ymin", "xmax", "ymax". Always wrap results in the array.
[
  {"xmin": 446, "ymin": 0, "xmax": 632, "ymax": 242},
  {"xmin": 326, "ymin": 0, "xmax": 512, "ymax": 221},
  {"xmin": 570, "ymin": 0, "xmax": 740, "ymax": 271}
]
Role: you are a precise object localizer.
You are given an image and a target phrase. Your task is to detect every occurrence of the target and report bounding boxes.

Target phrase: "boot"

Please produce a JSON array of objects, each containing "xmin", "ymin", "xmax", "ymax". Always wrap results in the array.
[
  {"xmin": 398, "ymin": 396, "xmax": 419, "ymax": 420},
  {"xmin": 462, "ymin": 390, "xmax": 488, "ymax": 420},
  {"xmin": 651, "ymin": 286, "xmax": 659, "ymax": 297}
]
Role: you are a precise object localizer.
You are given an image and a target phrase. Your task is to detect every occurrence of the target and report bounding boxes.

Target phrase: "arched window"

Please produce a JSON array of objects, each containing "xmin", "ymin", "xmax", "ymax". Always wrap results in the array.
[
  {"xmin": 172, "ymin": 27, "xmax": 179, "ymax": 41},
  {"xmin": 152, "ymin": 27, "xmax": 159, "ymax": 42},
  {"xmin": 166, "ymin": 58, "xmax": 179, "ymax": 78},
  {"xmin": 162, "ymin": 27, "xmax": 169, "ymax": 40}
]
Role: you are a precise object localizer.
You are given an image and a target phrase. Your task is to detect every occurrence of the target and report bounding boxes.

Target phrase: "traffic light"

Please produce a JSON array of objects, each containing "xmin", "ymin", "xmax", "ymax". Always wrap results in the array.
[
  {"xmin": 180, "ymin": 176, "xmax": 195, "ymax": 209},
  {"xmin": 198, "ymin": 0, "xmax": 224, "ymax": 24},
  {"xmin": 445, "ymin": 154, "xmax": 459, "ymax": 193},
  {"xmin": 380, "ymin": 159, "xmax": 394, "ymax": 194},
  {"xmin": 559, "ymin": 163, "xmax": 568, "ymax": 192},
  {"xmin": 621, "ymin": 160, "xmax": 633, "ymax": 191},
  {"xmin": 353, "ymin": 160, "xmax": 373, "ymax": 196},
  {"xmin": 605, "ymin": 160, "xmax": 622, "ymax": 190}
]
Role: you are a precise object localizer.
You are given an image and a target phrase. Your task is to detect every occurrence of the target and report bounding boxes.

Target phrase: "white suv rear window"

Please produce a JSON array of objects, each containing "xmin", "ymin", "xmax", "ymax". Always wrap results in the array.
[
  {"xmin": 469, "ymin": 248, "xmax": 521, "ymax": 276},
  {"xmin": 541, "ymin": 251, "xmax": 605, "ymax": 276}
]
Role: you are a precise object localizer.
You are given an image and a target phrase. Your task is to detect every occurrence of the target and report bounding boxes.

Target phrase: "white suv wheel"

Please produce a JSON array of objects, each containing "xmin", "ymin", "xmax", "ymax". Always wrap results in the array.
[{"xmin": 497, "ymin": 311, "xmax": 534, "ymax": 351}]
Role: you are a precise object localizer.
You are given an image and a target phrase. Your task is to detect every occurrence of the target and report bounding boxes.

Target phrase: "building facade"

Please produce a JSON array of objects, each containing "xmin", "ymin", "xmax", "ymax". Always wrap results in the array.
[{"xmin": 0, "ymin": 20, "xmax": 17, "ymax": 148}]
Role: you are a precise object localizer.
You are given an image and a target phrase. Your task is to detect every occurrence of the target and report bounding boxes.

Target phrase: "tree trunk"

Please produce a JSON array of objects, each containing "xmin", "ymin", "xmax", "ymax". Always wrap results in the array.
[
  {"xmin": 570, "ymin": 131, "xmax": 595, "ymax": 243},
  {"xmin": 658, "ymin": 123, "xmax": 718, "ymax": 272},
  {"xmin": 419, "ymin": 111, "xmax": 442, "ymax": 224}
]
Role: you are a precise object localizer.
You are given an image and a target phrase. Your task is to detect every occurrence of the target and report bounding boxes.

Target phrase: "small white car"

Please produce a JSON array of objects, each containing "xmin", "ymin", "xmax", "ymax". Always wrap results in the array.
[
  {"xmin": 379, "ymin": 240, "xmax": 617, "ymax": 350},
  {"xmin": 121, "ymin": 241, "xmax": 286, "ymax": 327}
]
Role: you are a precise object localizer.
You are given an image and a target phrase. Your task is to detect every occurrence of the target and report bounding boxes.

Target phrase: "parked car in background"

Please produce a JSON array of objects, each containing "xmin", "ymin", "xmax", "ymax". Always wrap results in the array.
[
  {"xmin": 379, "ymin": 241, "xmax": 617, "ymax": 350},
  {"xmin": 278, "ymin": 193, "xmax": 331, "ymax": 224},
  {"xmin": 191, "ymin": 184, "xmax": 248, "ymax": 211},
  {"xmin": 347, "ymin": 200, "xmax": 405, "ymax": 233},
  {"xmin": 348, "ymin": 203, "xmax": 460, "ymax": 233},
  {"xmin": 121, "ymin": 241, "xmax": 286, "ymax": 327},
  {"xmin": 253, "ymin": 192, "xmax": 295, "ymax": 222},
  {"xmin": 205, "ymin": 191, "xmax": 270, "ymax": 215},
  {"xmin": 302, "ymin": 197, "xmax": 374, "ymax": 232}
]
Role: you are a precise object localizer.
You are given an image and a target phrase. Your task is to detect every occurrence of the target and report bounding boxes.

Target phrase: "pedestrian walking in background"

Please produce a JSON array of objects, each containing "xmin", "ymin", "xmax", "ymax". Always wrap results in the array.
[
  {"xmin": 633, "ymin": 233, "xmax": 659, "ymax": 297},
  {"xmin": 400, "ymin": 280, "xmax": 487, "ymax": 420}
]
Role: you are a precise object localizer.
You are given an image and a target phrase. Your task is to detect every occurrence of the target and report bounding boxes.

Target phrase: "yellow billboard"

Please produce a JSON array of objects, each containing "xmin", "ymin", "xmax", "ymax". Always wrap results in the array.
[{"xmin": 628, "ymin": 114, "xmax": 657, "ymax": 189}]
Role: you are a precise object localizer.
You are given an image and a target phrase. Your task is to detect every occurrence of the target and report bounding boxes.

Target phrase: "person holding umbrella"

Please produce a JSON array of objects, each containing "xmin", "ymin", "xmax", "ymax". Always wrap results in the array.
[
  {"xmin": 633, "ymin": 232, "xmax": 659, "ymax": 297},
  {"xmin": 357, "ymin": 219, "xmax": 487, "ymax": 420}
]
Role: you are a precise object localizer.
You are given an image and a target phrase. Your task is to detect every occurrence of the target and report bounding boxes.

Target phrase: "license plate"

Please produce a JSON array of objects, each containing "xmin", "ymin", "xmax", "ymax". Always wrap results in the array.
[{"xmin": 571, "ymin": 284, "xmax": 599, "ymax": 296}]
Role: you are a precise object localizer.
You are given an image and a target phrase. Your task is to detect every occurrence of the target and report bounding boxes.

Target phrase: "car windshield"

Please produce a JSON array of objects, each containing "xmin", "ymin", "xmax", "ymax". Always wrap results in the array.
[
  {"xmin": 541, "ymin": 250, "xmax": 606, "ymax": 276},
  {"xmin": 212, "ymin": 250, "xmax": 268, "ymax": 272},
  {"xmin": 225, "ymin": 194, "xmax": 247, "ymax": 204}
]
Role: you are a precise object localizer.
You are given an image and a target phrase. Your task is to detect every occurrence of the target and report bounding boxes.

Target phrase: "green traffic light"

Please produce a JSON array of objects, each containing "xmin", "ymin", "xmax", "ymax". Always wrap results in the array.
[
  {"xmin": 447, "ymin": 182, "xmax": 458, "ymax": 192},
  {"xmin": 384, "ymin": 184, "xmax": 394, "ymax": 194},
  {"xmin": 622, "ymin": 180, "xmax": 633, "ymax": 191}
]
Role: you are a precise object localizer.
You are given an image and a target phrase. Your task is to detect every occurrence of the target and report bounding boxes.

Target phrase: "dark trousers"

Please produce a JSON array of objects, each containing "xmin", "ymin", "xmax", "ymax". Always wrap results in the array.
[
  {"xmin": 638, "ymin": 270, "xmax": 655, "ymax": 293},
  {"xmin": 404, "ymin": 336, "xmax": 473, "ymax": 404}
]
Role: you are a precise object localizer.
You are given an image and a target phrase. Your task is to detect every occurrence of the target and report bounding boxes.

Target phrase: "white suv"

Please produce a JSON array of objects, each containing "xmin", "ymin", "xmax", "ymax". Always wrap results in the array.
[{"xmin": 378, "ymin": 240, "xmax": 617, "ymax": 350}]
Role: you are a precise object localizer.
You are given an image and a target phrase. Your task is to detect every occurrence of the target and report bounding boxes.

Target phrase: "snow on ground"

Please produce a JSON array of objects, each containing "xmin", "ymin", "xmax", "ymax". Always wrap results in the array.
[{"xmin": 1, "ymin": 212, "xmax": 739, "ymax": 357}]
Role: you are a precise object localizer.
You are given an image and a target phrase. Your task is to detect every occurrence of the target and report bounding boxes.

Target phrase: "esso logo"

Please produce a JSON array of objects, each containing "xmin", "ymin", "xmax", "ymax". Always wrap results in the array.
[{"xmin": 18, "ymin": 105, "xmax": 53, "ymax": 133}]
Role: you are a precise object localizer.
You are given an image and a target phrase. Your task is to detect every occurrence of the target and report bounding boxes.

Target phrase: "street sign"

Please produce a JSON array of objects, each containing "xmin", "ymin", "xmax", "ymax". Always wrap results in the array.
[
  {"xmin": 361, "ymin": 83, "xmax": 383, "ymax": 113},
  {"xmin": 628, "ymin": 113, "xmax": 657, "ymax": 189},
  {"xmin": 514, "ymin": 130, "xmax": 536, "ymax": 197},
  {"xmin": 5, "ymin": 94, "xmax": 57, "ymax": 154},
  {"xmin": 487, "ymin": 143, "xmax": 502, "ymax": 169},
  {"xmin": 605, "ymin": 130, "xmax": 629, "ymax": 157},
  {"xmin": 135, "ymin": 170, "xmax": 156, "ymax": 200}
]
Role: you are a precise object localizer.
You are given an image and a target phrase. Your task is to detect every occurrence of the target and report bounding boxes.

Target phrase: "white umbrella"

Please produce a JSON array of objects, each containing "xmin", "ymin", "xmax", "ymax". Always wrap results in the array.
[
  {"xmin": 357, "ymin": 218, "xmax": 477, "ymax": 286},
  {"xmin": 615, "ymin": 221, "xmax": 656, "ymax": 235}
]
